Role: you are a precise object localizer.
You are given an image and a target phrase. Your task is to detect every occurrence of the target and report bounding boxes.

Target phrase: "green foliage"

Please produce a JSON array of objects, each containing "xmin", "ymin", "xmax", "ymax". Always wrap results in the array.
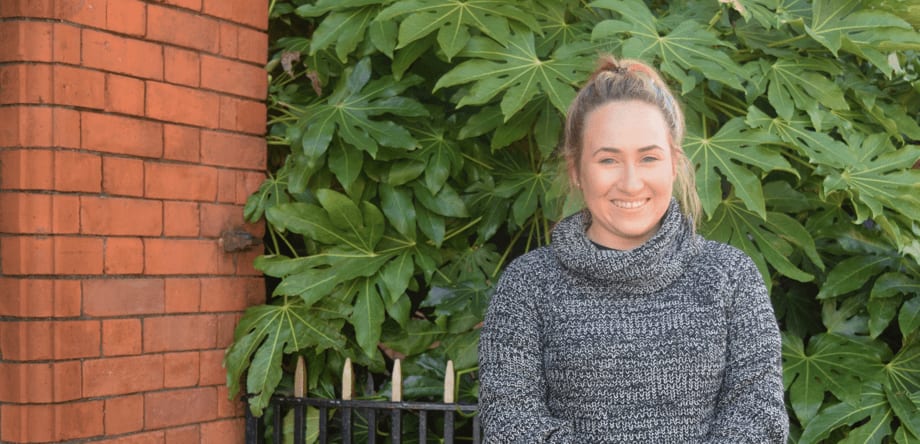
[{"xmin": 230, "ymin": 0, "xmax": 920, "ymax": 441}]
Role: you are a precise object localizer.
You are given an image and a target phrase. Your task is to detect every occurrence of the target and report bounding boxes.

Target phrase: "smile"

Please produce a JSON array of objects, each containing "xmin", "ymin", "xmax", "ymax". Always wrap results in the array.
[{"xmin": 612, "ymin": 199, "xmax": 648, "ymax": 209}]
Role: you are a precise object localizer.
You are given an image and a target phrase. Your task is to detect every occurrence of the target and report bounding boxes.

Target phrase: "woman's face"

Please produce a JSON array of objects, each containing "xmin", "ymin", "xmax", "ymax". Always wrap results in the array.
[{"xmin": 571, "ymin": 100, "xmax": 676, "ymax": 250}]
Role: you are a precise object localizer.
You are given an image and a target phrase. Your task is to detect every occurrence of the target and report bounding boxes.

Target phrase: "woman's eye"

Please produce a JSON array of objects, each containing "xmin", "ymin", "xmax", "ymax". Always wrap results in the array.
[
  {"xmin": 599, "ymin": 158, "xmax": 616, "ymax": 165},
  {"xmin": 642, "ymin": 156, "xmax": 659, "ymax": 162}
]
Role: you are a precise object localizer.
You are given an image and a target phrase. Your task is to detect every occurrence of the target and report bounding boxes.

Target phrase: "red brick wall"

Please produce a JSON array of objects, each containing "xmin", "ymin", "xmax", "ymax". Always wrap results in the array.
[{"xmin": 0, "ymin": 0, "xmax": 268, "ymax": 442}]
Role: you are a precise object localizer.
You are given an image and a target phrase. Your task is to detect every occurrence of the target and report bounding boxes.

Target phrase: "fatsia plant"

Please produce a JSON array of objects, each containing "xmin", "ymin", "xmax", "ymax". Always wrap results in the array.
[{"xmin": 226, "ymin": 0, "xmax": 920, "ymax": 441}]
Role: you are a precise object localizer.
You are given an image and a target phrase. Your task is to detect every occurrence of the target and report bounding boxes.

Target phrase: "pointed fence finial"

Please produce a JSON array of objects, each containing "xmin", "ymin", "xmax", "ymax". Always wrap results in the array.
[
  {"xmin": 294, "ymin": 356, "xmax": 307, "ymax": 398},
  {"xmin": 342, "ymin": 358, "xmax": 354, "ymax": 401},
  {"xmin": 443, "ymin": 360, "xmax": 455, "ymax": 404},
  {"xmin": 391, "ymin": 359, "xmax": 402, "ymax": 402}
]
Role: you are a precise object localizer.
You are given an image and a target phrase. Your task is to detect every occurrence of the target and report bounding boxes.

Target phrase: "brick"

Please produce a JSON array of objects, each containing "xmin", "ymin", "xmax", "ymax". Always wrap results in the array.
[
  {"xmin": 236, "ymin": 170, "xmax": 265, "ymax": 205},
  {"xmin": 0, "ymin": 0, "xmax": 54, "ymax": 18},
  {"xmin": 216, "ymin": 384, "xmax": 244, "ymax": 418},
  {"xmin": 0, "ymin": 278, "xmax": 80, "ymax": 319},
  {"xmin": 57, "ymin": 0, "xmax": 107, "ymax": 28},
  {"xmin": 0, "ymin": 278, "xmax": 51, "ymax": 317},
  {"xmin": 236, "ymin": 247, "xmax": 265, "ymax": 276},
  {"xmin": 218, "ymin": 22, "xmax": 238, "ymax": 59},
  {"xmin": 82, "ymin": 112, "xmax": 164, "ymax": 157},
  {"xmin": 201, "ymin": 418, "xmax": 244, "ymax": 444},
  {"xmin": 55, "ymin": 150, "xmax": 103, "ymax": 193},
  {"xmin": 199, "ymin": 203, "xmax": 245, "ymax": 238},
  {"xmin": 164, "ymin": 351, "xmax": 199, "ymax": 387},
  {"xmin": 0, "ymin": 404, "xmax": 55, "ymax": 442},
  {"xmin": 52, "ymin": 107, "xmax": 82, "ymax": 149},
  {"xmin": 103, "ymin": 319, "xmax": 142, "ymax": 356},
  {"xmin": 0, "ymin": 63, "xmax": 53, "ymax": 105},
  {"xmin": 54, "ymin": 320, "xmax": 102, "ymax": 359},
  {"xmin": 83, "ymin": 354, "xmax": 164, "ymax": 397},
  {"xmin": 81, "ymin": 196, "xmax": 162, "ymax": 236},
  {"xmin": 0, "ymin": 107, "xmax": 53, "ymax": 148},
  {"xmin": 83, "ymin": 278, "xmax": 165, "ymax": 316},
  {"xmin": 102, "ymin": 156, "xmax": 145, "ymax": 196},
  {"xmin": 105, "ymin": 74, "xmax": 146, "ymax": 115},
  {"xmin": 54, "ymin": 64, "xmax": 105, "ymax": 109},
  {"xmin": 200, "ymin": 130, "xmax": 266, "ymax": 169},
  {"xmin": 165, "ymin": 425, "xmax": 200, "ymax": 444},
  {"xmin": 200, "ymin": 55, "xmax": 267, "ymax": 100},
  {"xmin": 238, "ymin": 26, "xmax": 268, "ymax": 65},
  {"xmin": 144, "ymin": 239, "xmax": 234, "ymax": 275},
  {"xmin": 216, "ymin": 169, "xmax": 236, "ymax": 203},
  {"xmin": 218, "ymin": 96, "xmax": 266, "ymax": 135},
  {"xmin": 143, "ymin": 315, "xmax": 218, "ymax": 352},
  {"xmin": 83, "ymin": 29, "xmax": 164, "ymax": 80},
  {"xmin": 0, "ymin": 362, "xmax": 52, "ymax": 403},
  {"xmin": 53, "ymin": 194, "xmax": 81, "ymax": 233},
  {"xmin": 0, "ymin": 21, "xmax": 52, "ymax": 63},
  {"xmin": 164, "ymin": 278, "xmax": 200, "ymax": 313},
  {"xmin": 0, "ymin": 149, "xmax": 54, "ymax": 190},
  {"xmin": 146, "ymin": 81, "xmax": 219, "ymax": 128},
  {"xmin": 147, "ymin": 3, "xmax": 219, "ymax": 52},
  {"xmin": 198, "ymin": 349, "xmax": 225, "ymax": 386},
  {"xmin": 163, "ymin": 124, "xmax": 200, "ymax": 162},
  {"xmin": 54, "ymin": 279, "xmax": 83, "ymax": 316},
  {"xmin": 144, "ymin": 162, "xmax": 218, "ymax": 201},
  {"xmin": 104, "ymin": 237, "xmax": 145, "ymax": 274},
  {"xmin": 203, "ymin": 0, "xmax": 268, "ymax": 29},
  {"xmin": 104, "ymin": 394, "xmax": 144, "ymax": 435},
  {"xmin": 216, "ymin": 313, "xmax": 241, "ymax": 348},
  {"xmin": 160, "ymin": 0, "xmax": 201, "ymax": 10},
  {"xmin": 145, "ymin": 387, "xmax": 217, "ymax": 429},
  {"xmin": 53, "ymin": 22, "xmax": 82, "ymax": 64},
  {"xmin": 55, "ymin": 399, "xmax": 105, "ymax": 441},
  {"xmin": 164, "ymin": 201, "xmax": 200, "ymax": 237},
  {"xmin": 165, "ymin": 46, "xmax": 200, "ymax": 86},
  {"xmin": 94, "ymin": 431, "xmax": 165, "ymax": 444},
  {"xmin": 54, "ymin": 236, "xmax": 105, "ymax": 275},
  {"xmin": 54, "ymin": 360, "xmax": 83, "ymax": 401},
  {"xmin": 199, "ymin": 277, "xmax": 253, "ymax": 312},
  {"xmin": 106, "ymin": 0, "xmax": 145, "ymax": 36},
  {"xmin": 0, "ymin": 192, "xmax": 52, "ymax": 233},
  {"xmin": 0, "ymin": 236, "xmax": 54, "ymax": 275}
]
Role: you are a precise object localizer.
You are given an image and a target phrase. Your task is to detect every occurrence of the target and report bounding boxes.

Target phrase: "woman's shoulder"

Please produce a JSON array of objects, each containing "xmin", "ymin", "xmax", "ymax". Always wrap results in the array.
[{"xmin": 496, "ymin": 246, "xmax": 562, "ymax": 287}]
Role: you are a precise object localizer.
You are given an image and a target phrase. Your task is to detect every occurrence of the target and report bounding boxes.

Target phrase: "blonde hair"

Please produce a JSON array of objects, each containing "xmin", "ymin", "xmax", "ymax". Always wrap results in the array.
[{"xmin": 562, "ymin": 55, "xmax": 701, "ymax": 229}]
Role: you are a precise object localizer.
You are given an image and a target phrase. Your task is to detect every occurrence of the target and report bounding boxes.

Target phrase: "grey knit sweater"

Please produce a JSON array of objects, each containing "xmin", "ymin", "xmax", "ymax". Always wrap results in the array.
[{"xmin": 478, "ymin": 200, "xmax": 788, "ymax": 443}]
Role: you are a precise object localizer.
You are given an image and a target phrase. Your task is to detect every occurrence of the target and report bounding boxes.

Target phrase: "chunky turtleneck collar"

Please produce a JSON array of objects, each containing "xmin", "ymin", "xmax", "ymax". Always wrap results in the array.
[{"xmin": 551, "ymin": 198, "xmax": 702, "ymax": 294}]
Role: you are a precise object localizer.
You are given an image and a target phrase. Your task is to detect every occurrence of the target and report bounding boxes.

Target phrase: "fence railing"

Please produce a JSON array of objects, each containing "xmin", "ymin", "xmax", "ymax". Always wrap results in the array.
[{"xmin": 245, "ymin": 357, "xmax": 480, "ymax": 444}]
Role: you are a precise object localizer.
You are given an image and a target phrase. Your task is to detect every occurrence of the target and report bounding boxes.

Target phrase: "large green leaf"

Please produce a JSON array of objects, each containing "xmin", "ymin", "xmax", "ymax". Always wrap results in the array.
[
  {"xmin": 591, "ymin": 0, "xmax": 745, "ymax": 93},
  {"xmin": 298, "ymin": 58, "xmax": 427, "ymax": 160},
  {"xmin": 746, "ymin": 57, "xmax": 848, "ymax": 121},
  {"xmin": 376, "ymin": 0, "xmax": 540, "ymax": 60},
  {"xmin": 351, "ymin": 277, "xmax": 385, "ymax": 357},
  {"xmin": 405, "ymin": 120, "xmax": 464, "ymax": 194},
  {"xmin": 883, "ymin": 341, "xmax": 920, "ymax": 394},
  {"xmin": 782, "ymin": 333, "xmax": 887, "ymax": 426},
  {"xmin": 799, "ymin": 382, "xmax": 891, "ymax": 444},
  {"xmin": 224, "ymin": 302, "xmax": 347, "ymax": 416},
  {"xmin": 703, "ymin": 198, "xmax": 822, "ymax": 284},
  {"xmin": 817, "ymin": 255, "xmax": 891, "ymax": 299},
  {"xmin": 805, "ymin": 0, "xmax": 920, "ymax": 73},
  {"xmin": 298, "ymin": 3, "xmax": 380, "ymax": 62},
  {"xmin": 434, "ymin": 32, "xmax": 591, "ymax": 119},
  {"xmin": 684, "ymin": 117, "xmax": 794, "ymax": 219}
]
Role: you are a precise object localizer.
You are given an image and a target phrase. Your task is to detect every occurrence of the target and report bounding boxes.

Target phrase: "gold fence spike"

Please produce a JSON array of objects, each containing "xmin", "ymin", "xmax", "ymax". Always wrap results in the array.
[
  {"xmin": 391, "ymin": 358, "xmax": 402, "ymax": 402},
  {"xmin": 342, "ymin": 358, "xmax": 354, "ymax": 401},
  {"xmin": 294, "ymin": 356, "xmax": 306, "ymax": 398},
  {"xmin": 443, "ymin": 360, "xmax": 455, "ymax": 404}
]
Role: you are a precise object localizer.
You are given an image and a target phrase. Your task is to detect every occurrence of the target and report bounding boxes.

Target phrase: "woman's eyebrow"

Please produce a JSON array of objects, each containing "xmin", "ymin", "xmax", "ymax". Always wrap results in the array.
[{"xmin": 592, "ymin": 145, "xmax": 664, "ymax": 155}]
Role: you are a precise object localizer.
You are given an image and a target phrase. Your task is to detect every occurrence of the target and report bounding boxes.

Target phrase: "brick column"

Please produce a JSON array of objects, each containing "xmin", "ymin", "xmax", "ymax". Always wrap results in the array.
[{"xmin": 0, "ymin": 0, "xmax": 268, "ymax": 442}]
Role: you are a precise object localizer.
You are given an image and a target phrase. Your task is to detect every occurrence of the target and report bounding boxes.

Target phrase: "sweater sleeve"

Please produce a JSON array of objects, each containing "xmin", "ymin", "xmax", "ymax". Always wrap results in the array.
[
  {"xmin": 478, "ymin": 259, "xmax": 575, "ymax": 443},
  {"xmin": 706, "ymin": 253, "xmax": 789, "ymax": 443}
]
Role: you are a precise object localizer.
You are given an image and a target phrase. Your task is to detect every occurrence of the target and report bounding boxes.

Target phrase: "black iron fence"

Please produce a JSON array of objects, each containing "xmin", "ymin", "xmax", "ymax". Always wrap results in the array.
[{"xmin": 245, "ymin": 358, "xmax": 480, "ymax": 444}]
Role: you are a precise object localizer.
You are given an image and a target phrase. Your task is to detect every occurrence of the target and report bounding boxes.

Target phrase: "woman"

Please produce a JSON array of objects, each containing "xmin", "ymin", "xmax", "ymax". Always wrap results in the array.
[{"xmin": 478, "ymin": 56, "xmax": 788, "ymax": 443}]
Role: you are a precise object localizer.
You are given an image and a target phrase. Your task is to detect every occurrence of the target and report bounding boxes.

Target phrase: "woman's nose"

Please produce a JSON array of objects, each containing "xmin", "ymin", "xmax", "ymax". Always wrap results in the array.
[{"xmin": 617, "ymin": 165, "xmax": 643, "ymax": 193}]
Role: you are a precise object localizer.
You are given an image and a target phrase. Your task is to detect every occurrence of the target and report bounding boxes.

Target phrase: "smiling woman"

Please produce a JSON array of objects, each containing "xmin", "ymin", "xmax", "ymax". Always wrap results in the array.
[{"xmin": 477, "ymin": 55, "xmax": 789, "ymax": 443}]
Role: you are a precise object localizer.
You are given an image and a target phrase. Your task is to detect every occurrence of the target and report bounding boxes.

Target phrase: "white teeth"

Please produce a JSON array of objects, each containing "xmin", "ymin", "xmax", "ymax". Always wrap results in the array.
[{"xmin": 613, "ymin": 200, "xmax": 646, "ymax": 209}]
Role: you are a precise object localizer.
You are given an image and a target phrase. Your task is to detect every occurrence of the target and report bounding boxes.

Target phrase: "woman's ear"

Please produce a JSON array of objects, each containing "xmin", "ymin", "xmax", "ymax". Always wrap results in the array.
[{"xmin": 567, "ymin": 156, "xmax": 580, "ymax": 188}]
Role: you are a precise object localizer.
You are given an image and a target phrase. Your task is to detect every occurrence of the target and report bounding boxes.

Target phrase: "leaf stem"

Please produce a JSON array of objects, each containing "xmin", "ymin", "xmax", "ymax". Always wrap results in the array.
[{"xmin": 443, "ymin": 216, "xmax": 483, "ymax": 242}]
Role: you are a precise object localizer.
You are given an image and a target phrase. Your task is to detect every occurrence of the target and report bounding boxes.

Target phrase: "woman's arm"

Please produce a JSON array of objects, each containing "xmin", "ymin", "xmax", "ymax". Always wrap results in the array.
[
  {"xmin": 707, "ymin": 253, "xmax": 789, "ymax": 443},
  {"xmin": 478, "ymin": 258, "xmax": 574, "ymax": 443}
]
